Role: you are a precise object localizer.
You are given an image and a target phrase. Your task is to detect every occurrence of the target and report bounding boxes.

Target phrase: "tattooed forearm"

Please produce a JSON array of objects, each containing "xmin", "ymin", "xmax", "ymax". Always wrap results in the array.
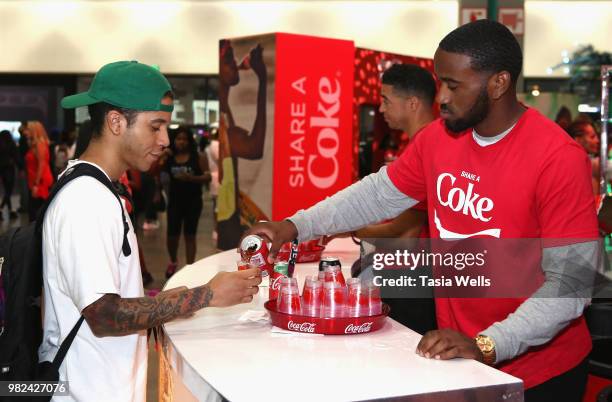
[{"xmin": 83, "ymin": 285, "xmax": 214, "ymax": 337}]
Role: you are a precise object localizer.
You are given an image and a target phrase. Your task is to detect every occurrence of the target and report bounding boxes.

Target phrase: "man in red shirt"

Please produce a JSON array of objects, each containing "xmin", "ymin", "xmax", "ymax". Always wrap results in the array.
[
  {"xmin": 247, "ymin": 20, "xmax": 598, "ymax": 402},
  {"xmin": 355, "ymin": 63, "xmax": 436, "ymax": 241}
]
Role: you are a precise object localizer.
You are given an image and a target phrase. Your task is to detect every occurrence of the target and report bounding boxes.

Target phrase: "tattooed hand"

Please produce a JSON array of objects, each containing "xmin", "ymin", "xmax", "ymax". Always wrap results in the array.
[
  {"xmin": 206, "ymin": 267, "xmax": 262, "ymax": 307},
  {"xmin": 82, "ymin": 268, "xmax": 261, "ymax": 337}
]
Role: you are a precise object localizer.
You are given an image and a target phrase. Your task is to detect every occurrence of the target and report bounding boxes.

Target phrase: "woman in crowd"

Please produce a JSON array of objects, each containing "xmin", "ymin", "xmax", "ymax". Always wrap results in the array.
[
  {"xmin": 24, "ymin": 121, "xmax": 53, "ymax": 221},
  {"xmin": 160, "ymin": 126, "xmax": 211, "ymax": 278}
]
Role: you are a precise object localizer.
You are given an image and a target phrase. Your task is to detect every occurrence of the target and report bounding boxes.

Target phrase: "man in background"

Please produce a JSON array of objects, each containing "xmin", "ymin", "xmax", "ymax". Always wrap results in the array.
[{"xmin": 350, "ymin": 63, "xmax": 437, "ymax": 334}]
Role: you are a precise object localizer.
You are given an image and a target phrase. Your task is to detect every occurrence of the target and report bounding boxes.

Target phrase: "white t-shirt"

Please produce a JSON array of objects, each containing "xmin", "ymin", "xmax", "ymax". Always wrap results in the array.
[{"xmin": 38, "ymin": 160, "xmax": 147, "ymax": 402}]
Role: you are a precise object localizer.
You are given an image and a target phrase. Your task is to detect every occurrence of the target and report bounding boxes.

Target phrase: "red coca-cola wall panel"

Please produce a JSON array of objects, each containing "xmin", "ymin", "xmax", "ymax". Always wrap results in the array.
[
  {"xmin": 273, "ymin": 33, "xmax": 355, "ymax": 220},
  {"xmin": 352, "ymin": 49, "xmax": 435, "ymax": 180}
]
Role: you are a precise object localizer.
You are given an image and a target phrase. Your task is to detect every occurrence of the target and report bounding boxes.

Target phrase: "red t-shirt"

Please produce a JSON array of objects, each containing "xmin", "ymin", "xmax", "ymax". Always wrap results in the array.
[
  {"xmin": 407, "ymin": 128, "xmax": 430, "ymax": 238},
  {"xmin": 387, "ymin": 108, "xmax": 598, "ymax": 389},
  {"xmin": 25, "ymin": 143, "xmax": 54, "ymax": 199}
]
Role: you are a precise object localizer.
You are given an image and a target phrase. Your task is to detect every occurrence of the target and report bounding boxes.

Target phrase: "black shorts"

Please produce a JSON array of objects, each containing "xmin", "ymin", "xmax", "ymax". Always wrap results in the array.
[{"xmin": 167, "ymin": 195, "xmax": 203, "ymax": 237}]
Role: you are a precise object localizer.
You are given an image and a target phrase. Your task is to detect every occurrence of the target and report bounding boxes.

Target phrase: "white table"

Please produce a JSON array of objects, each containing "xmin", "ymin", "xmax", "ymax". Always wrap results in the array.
[{"xmin": 161, "ymin": 238, "xmax": 523, "ymax": 402}]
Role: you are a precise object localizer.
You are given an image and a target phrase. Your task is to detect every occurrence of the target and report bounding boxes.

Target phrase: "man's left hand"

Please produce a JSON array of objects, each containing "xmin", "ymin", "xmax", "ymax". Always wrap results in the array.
[{"xmin": 416, "ymin": 329, "xmax": 483, "ymax": 362}]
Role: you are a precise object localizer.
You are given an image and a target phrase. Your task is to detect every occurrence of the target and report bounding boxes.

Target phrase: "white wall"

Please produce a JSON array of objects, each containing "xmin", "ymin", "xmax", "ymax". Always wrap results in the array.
[
  {"xmin": 1, "ymin": 1, "xmax": 611, "ymax": 77},
  {"xmin": 524, "ymin": 1, "xmax": 612, "ymax": 77},
  {"xmin": 0, "ymin": 1, "xmax": 457, "ymax": 74}
]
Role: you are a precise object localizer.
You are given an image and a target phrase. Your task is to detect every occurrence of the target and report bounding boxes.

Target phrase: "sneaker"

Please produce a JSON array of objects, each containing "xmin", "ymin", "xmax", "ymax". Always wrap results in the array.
[{"xmin": 165, "ymin": 262, "xmax": 178, "ymax": 279}]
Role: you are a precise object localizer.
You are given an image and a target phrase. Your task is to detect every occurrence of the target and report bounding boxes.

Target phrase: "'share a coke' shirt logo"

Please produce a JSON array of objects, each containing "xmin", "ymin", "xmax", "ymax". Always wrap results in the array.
[{"xmin": 435, "ymin": 172, "xmax": 501, "ymax": 239}]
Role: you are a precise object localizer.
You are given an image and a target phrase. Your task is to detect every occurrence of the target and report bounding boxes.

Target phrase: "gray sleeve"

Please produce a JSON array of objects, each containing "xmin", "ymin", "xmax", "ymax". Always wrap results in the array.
[
  {"xmin": 288, "ymin": 166, "xmax": 419, "ymax": 242},
  {"xmin": 481, "ymin": 241, "xmax": 598, "ymax": 364}
]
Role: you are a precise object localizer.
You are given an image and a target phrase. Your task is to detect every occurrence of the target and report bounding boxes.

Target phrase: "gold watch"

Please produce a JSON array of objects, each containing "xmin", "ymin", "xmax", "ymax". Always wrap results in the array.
[{"xmin": 474, "ymin": 335, "xmax": 496, "ymax": 366}]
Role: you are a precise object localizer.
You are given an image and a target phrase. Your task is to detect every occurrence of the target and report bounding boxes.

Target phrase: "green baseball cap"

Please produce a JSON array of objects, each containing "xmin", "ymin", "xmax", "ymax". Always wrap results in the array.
[{"xmin": 61, "ymin": 60, "xmax": 174, "ymax": 112}]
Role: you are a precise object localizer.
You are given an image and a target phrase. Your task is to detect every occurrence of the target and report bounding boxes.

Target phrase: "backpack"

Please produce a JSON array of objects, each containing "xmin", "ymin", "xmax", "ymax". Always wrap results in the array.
[{"xmin": 0, "ymin": 163, "xmax": 131, "ymax": 388}]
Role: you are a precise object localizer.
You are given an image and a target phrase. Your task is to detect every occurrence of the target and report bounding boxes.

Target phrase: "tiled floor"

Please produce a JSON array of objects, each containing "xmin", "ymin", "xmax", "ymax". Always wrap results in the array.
[{"xmin": 1, "ymin": 191, "xmax": 220, "ymax": 402}]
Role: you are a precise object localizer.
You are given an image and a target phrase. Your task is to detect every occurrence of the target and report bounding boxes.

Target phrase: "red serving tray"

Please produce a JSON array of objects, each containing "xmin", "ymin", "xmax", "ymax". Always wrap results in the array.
[{"xmin": 264, "ymin": 300, "xmax": 390, "ymax": 335}]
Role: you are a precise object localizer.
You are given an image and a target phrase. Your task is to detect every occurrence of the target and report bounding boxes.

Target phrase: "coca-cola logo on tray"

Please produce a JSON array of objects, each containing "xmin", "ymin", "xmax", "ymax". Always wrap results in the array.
[
  {"xmin": 344, "ymin": 322, "xmax": 373, "ymax": 334},
  {"xmin": 287, "ymin": 320, "xmax": 316, "ymax": 333}
]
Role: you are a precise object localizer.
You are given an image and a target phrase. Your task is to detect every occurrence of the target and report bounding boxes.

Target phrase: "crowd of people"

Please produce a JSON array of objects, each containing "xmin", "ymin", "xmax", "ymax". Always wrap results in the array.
[
  {"xmin": 0, "ymin": 121, "xmax": 58, "ymax": 222},
  {"xmin": 555, "ymin": 105, "xmax": 605, "ymax": 199},
  {"xmin": 0, "ymin": 118, "xmax": 221, "ymax": 287}
]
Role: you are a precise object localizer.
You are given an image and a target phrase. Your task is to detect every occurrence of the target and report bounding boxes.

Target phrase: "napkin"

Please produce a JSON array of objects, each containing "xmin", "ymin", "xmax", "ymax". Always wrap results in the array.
[{"xmin": 238, "ymin": 310, "xmax": 269, "ymax": 322}]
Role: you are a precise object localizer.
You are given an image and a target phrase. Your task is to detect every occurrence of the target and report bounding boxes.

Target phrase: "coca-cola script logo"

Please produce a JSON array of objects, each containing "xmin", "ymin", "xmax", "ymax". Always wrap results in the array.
[
  {"xmin": 287, "ymin": 321, "xmax": 316, "ymax": 333},
  {"xmin": 435, "ymin": 172, "xmax": 501, "ymax": 239},
  {"xmin": 436, "ymin": 173, "xmax": 493, "ymax": 222},
  {"xmin": 344, "ymin": 322, "xmax": 373, "ymax": 334},
  {"xmin": 307, "ymin": 77, "xmax": 341, "ymax": 189},
  {"xmin": 270, "ymin": 275, "xmax": 283, "ymax": 290}
]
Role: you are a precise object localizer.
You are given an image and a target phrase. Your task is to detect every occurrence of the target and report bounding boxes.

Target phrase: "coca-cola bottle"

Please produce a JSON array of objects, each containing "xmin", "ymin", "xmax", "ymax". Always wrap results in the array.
[{"xmin": 269, "ymin": 262, "xmax": 289, "ymax": 301}]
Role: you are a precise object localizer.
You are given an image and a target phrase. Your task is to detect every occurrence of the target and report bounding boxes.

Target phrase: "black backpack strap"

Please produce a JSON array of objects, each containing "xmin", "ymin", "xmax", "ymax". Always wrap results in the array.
[
  {"xmin": 51, "ymin": 316, "xmax": 85, "ymax": 370},
  {"xmin": 36, "ymin": 163, "xmax": 132, "ymax": 257}
]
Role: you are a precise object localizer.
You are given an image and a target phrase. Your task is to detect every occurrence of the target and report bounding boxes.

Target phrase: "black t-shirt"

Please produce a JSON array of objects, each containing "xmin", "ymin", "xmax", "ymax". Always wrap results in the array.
[{"xmin": 166, "ymin": 151, "xmax": 203, "ymax": 200}]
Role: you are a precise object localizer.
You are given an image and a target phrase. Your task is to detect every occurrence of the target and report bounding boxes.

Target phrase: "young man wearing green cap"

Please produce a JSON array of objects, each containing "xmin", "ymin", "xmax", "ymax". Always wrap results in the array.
[{"xmin": 39, "ymin": 61, "xmax": 262, "ymax": 402}]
